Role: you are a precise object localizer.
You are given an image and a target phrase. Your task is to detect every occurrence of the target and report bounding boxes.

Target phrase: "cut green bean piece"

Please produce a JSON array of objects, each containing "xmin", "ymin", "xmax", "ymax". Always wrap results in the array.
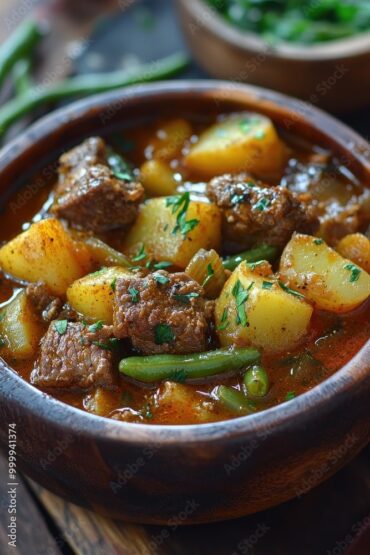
[
  {"xmin": 243, "ymin": 365, "xmax": 270, "ymax": 397},
  {"xmin": 222, "ymin": 244, "xmax": 278, "ymax": 272},
  {"xmin": 0, "ymin": 52, "xmax": 189, "ymax": 137},
  {"xmin": 216, "ymin": 385, "xmax": 255, "ymax": 415},
  {"xmin": 0, "ymin": 19, "xmax": 44, "ymax": 88},
  {"xmin": 119, "ymin": 347, "xmax": 260, "ymax": 383}
]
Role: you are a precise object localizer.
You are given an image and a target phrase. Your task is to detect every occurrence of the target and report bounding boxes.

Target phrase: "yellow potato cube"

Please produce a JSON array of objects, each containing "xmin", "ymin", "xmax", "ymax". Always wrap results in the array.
[
  {"xmin": 123, "ymin": 197, "xmax": 221, "ymax": 269},
  {"xmin": 0, "ymin": 219, "xmax": 90, "ymax": 295},
  {"xmin": 184, "ymin": 113, "xmax": 288, "ymax": 179},
  {"xmin": 215, "ymin": 262, "xmax": 313, "ymax": 354},
  {"xmin": 67, "ymin": 266, "xmax": 132, "ymax": 324},
  {"xmin": 280, "ymin": 234, "xmax": 370, "ymax": 313}
]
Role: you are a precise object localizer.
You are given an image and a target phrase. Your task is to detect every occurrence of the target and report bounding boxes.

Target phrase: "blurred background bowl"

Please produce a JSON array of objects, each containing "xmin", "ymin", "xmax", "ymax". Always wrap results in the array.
[{"xmin": 177, "ymin": 0, "xmax": 370, "ymax": 113}]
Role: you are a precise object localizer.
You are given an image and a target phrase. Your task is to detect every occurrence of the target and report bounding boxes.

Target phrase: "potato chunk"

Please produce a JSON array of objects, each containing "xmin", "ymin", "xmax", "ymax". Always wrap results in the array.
[
  {"xmin": 67, "ymin": 266, "xmax": 132, "ymax": 323},
  {"xmin": 336, "ymin": 233, "xmax": 370, "ymax": 273},
  {"xmin": 280, "ymin": 234, "xmax": 370, "ymax": 313},
  {"xmin": 184, "ymin": 113, "xmax": 288, "ymax": 179},
  {"xmin": 0, "ymin": 290, "xmax": 43, "ymax": 360},
  {"xmin": 0, "ymin": 219, "xmax": 90, "ymax": 295},
  {"xmin": 215, "ymin": 262, "xmax": 313, "ymax": 354},
  {"xmin": 123, "ymin": 197, "xmax": 221, "ymax": 269}
]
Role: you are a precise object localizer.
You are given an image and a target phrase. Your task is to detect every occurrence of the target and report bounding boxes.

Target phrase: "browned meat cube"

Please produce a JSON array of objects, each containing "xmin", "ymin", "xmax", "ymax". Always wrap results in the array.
[
  {"xmin": 26, "ymin": 282, "xmax": 63, "ymax": 323},
  {"xmin": 207, "ymin": 173, "xmax": 319, "ymax": 251},
  {"xmin": 31, "ymin": 322, "xmax": 115, "ymax": 389},
  {"xmin": 59, "ymin": 137, "xmax": 107, "ymax": 177},
  {"xmin": 113, "ymin": 271, "xmax": 211, "ymax": 355},
  {"xmin": 52, "ymin": 164, "xmax": 144, "ymax": 232}
]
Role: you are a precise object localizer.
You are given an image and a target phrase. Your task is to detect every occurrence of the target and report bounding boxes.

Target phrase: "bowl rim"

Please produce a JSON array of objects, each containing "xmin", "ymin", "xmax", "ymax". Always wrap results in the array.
[
  {"xmin": 0, "ymin": 79, "xmax": 369, "ymax": 445},
  {"xmin": 178, "ymin": 0, "xmax": 370, "ymax": 60}
]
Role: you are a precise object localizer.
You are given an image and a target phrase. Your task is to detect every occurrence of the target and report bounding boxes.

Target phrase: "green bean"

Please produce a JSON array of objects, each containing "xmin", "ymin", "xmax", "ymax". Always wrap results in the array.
[
  {"xmin": 13, "ymin": 59, "xmax": 33, "ymax": 96},
  {"xmin": 243, "ymin": 365, "xmax": 270, "ymax": 397},
  {"xmin": 216, "ymin": 385, "xmax": 255, "ymax": 415},
  {"xmin": 119, "ymin": 347, "xmax": 260, "ymax": 383},
  {"xmin": 0, "ymin": 52, "xmax": 189, "ymax": 137},
  {"xmin": 222, "ymin": 244, "xmax": 278, "ymax": 271},
  {"xmin": 0, "ymin": 20, "xmax": 43, "ymax": 88}
]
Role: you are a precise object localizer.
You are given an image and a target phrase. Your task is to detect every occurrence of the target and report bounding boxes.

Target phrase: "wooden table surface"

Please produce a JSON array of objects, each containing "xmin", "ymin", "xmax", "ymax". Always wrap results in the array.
[{"xmin": 0, "ymin": 1, "xmax": 369, "ymax": 553}]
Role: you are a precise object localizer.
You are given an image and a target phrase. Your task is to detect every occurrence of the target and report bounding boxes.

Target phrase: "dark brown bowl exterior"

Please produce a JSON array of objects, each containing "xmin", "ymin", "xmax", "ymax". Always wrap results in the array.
[
  {"xmin": 0, "ymin": 82, "xmax": 369, "ymax": 524},
  {"xmin": 177, "ymin": 0, "xmax": 370, "ymax": 112}
]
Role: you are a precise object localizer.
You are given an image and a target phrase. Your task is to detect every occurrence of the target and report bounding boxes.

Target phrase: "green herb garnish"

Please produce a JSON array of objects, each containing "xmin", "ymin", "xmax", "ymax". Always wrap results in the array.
[
  {"xmin": 254, "ymin": 197, "xmax": 271, "ymax": 211},
  {"xmin": 154, "ymin": 274, "xmax": 170, "ymax": 285},
  {"xmin": 202, "ymin": 263, "xmax": 215, "ymax": 288},
  {"xmin": 128, "ymin": 286, "xmax": 140, "ymax": 303},
  {"xmin": 110, "ymin": 277, "xmax": 117, "ymax": 292},
  {"xmin": 154, "ymin": 323, "xmax": 176, "ymax": 345},
  {"xmin": 314, "ymin": 238, "xmax": 323, "ymax": 245},
  {"xmin": 153, "ymin": 261, "xmax": 172, "ymax": 270},
  {"xmin": 92, "ymin": 338, "xmax": 119, "ymax": 351},
  {"xmin": 344, "ymin": 263, "xmax": 361, "ymax": 283},
  {"xmin": 54, "ymin": 320, "xmax": 68, "ymax": 335},
  {"xmin": 88, "ymin": 320, "xmax": 104, "ymax": 333},
  {"xmin": 132, "ymin": 245, "xmax": 147, "ymax": 262},
  {"xmin": 217, "ymin": 308, "xmax": 230, "ymax": 331},
  {"xmin": 173, "ymin": 292, "xmax": 200, "ymax": 304},
  {"xmin": 232, "ymin": 280, "xmax": 254, "ymax": 327},
  {"xmin": 285, "ymin": 391, "xmax": 296, "ymax": 401},
  {"xmin": 107, "ymin": 151, "xmax": 135, "ymax": 182},
  {"xmin": 166, "ymin": 192, "xmax": 199, "ymax": 238},
  {"xmin": 278, "ymin": 281, "xmax": 305, "ymax": 299},
  {"xmin": 262, "ymin": 281, "xmax": 273, "ymax": 290}
]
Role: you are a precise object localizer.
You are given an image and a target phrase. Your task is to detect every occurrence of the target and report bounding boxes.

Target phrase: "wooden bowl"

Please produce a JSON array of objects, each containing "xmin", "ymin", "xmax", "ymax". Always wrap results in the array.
[
  {"xmin": 0, "ymin": 81, "xmax": 369, "ymax": 524},
  {"xmin": 177, "ymin": 0, "xmax": 370, "ymax": 112}
]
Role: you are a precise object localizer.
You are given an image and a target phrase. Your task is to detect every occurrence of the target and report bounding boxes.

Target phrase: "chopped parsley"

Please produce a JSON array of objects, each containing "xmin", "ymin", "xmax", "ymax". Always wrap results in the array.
[
  {"xmin": 173, "ymin": 292, "xmax": 200, "ymax": 304},
  {"xmin": 231, "ymin": 193, "xmax": 247, "ymax": 205},
  {"xmin": 202, "ymin": 263, "xmax": 215, "ymax": 288},
  {"xmin": 93, "ymin": 338, "xmax": 119, "ymax": 351},
  {"xmin": 154, "ymin": 274, "xmax": 170, "ymax": 285},
  {"xmin": 154, "ymin": 323, "xmax": 176, "ymax": 345},
  {"xmin": 313, "ymin": 238, "xmax": 323, "ymax": 245},
  {"xmin": 278, "ymin": 281, "xmax": 305, "ymax": 299},
  {"xmin": 132, "ymin": 244, "xmax": 147, "ymax": 262},
  {"xmin": 254, "ymin": 197, "xmax": 271, "ymax": 211},
  {"xmin": 89, "ymin": 267, "xmax": 108, "ymax": 277},
  {"xmin": 247, "ymin": 260, "xmax": 265, "ymax": 271},
  {"xmin": 232, "ymin": 280, "xmax": 254, "ymax": 327},
  {"xmin": 110, "ymin": 277, "xmax": 117, "ymax": 292},
  {"xmin": 88, "ymin": 320, "xmax": 104, "ymax": 333},
  {"xmin": 285, "ymin": 391, "xmax": 296, "ymax": 402},
  {"xmin": 54, "ymin": 320, "xmax": 68, "ymax": 335},
  {"xmin": 344, "ymin": 263, "xmax": 361, "ymax": 283},
  {"xmin": 0, "ymin": 312, "xmax": 5, "ymax": 322},
  {"xmin": 107, "ymin": 152, "xmax": 135, "ymax": 182},
  {"xmin": 217, "ymin": 308, "xmax": 230, "ymax": 331},
  {"xmin": 262, "ymin": 281, "xmax": 273, "ymax": 290},
  {"xmin": 169, "ymin": 369, "xmax": 187, "ymax": 383},
  {"xmin": 141, "ymin": 403, "xmax": 153, "ymax": 420},
  {"xmin": 165, "ymin": 192, "xmax": 199, "ymax": 238},
  {"xmin": 128, "ymin": 287, "xmax": 140, "ymax": 303},
  {"xmin": 153, "ymin": 261, "xmax": 172, "ymax": 270}
]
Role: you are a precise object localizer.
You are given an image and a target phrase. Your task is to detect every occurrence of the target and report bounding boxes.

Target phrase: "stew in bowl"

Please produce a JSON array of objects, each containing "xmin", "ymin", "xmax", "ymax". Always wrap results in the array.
[{"xmin": 0, "ymin": 101, "xmax": 369, "ymax": 427}]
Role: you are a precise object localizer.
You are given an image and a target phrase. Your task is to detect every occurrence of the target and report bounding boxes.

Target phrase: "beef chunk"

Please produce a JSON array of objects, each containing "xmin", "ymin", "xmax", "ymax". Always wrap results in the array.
[
  {"xmin": 26, "ymin": 282, "xmax": 63, "ymax": 323},
  {"xmin": 52, "ymin": 164, "xmax": 144, "ymax": 232},
  {"xmin": 59, "ymin": 137, "xmax": 107, "ymax": 177},
  {"xmin": 207, "ymin": 173, "xmax": 319, "ymax": 251},
  {"xmin": 113, "ymin": 271, "xmax": 210, "ymax": 355},
  {"xmin": 31, "ymin": 322, "xmax": 115, "ymax": 389}
]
